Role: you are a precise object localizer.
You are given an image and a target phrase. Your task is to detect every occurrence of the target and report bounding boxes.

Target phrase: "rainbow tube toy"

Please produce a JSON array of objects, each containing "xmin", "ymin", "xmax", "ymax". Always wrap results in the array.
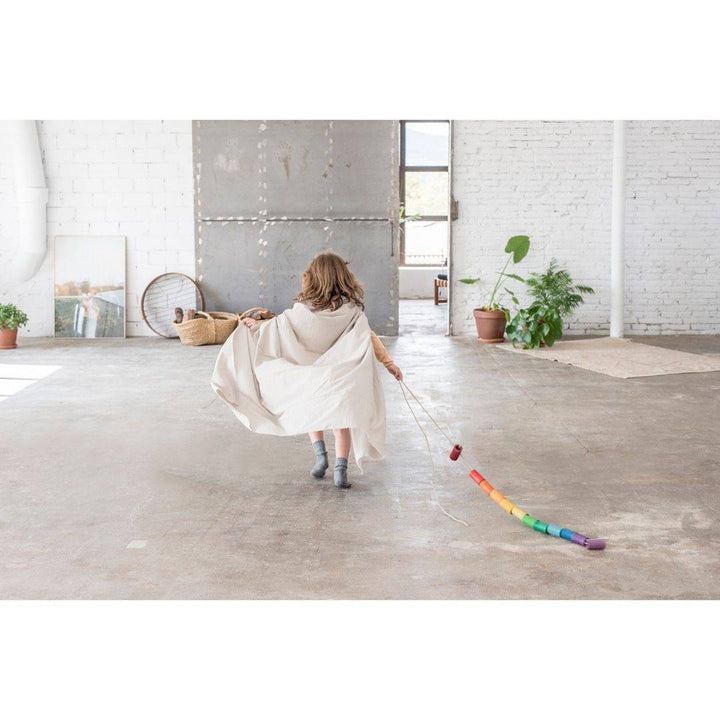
[{"xmin": 461, "ymin": 453, "xmax": 605, "ymax": 550}]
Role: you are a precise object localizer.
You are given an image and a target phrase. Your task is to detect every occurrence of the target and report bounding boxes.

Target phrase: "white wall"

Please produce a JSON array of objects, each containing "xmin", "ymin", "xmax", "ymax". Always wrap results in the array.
[
  {"xmin": 399, "ymin": 266, "xmax": 445, "ymax": 299},
  {"xmin": 0, "ymin": 120, "xmax": 194, "ymax": 337},
  {"xmin": 451, "ymin": 121, "xmax": 613, "ymax": 336},
  {"xmin": 450, "ymin": 120, "xmax": 720, "ymax": 336},
  {"xmin": 624, "ymin": 120, "xmax": 720, "ymax": 334},
  {"xmin": 3, "ymin": 120, "xmax": 718, "ymax": 338}
]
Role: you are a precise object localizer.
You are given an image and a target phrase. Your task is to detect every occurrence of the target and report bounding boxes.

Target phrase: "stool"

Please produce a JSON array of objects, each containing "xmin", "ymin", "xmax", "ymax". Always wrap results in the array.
[{"xmin": 434, "ymin": 278, "xmax": 448, "ymax": 305}]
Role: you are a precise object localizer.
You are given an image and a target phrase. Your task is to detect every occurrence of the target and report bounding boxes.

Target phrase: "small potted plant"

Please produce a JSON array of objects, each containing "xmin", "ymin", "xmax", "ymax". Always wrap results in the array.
[
  {"xmin": 0, "ymin": 304, "xmax": 29, "ymax": 350},
  {"xmin": 460, "ymin": 235, "xmax": 530, "ymax": 342},
  {"xmin": 505, "ymin": 258, "xmax": 594, "ymax": 349}
]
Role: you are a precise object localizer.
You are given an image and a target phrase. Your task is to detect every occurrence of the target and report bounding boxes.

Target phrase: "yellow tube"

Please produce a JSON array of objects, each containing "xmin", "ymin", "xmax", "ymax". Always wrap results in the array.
[
  {"xmin": 499, "ymin": 498, "xmax": 514, "ymax": 514},
  {"xmin": 511, "ymin": 506, "xmax": 527, "ymax": 521}
]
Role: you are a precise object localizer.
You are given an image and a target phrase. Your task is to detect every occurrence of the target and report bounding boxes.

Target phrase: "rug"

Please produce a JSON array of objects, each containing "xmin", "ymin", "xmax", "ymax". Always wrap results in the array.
[{"xmin": 495, "ymin": 337, "xmax": 720, "ymax": 378}]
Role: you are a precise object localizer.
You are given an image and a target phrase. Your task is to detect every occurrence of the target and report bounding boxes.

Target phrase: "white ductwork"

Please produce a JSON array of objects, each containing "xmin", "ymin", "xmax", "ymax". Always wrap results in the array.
[{"xmin": 7, "ymin": 120, "xmax": 49, "ymax": 281}]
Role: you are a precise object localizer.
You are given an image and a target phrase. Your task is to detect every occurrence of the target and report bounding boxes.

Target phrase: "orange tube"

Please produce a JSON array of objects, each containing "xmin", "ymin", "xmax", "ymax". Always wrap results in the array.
[
  {"xmin": 479, "ymin": 481, "xmax": 493, "ymax": 495},
  {"xmin": 490, "ymin": 489, "xmax": 505, "ymax": 504}
]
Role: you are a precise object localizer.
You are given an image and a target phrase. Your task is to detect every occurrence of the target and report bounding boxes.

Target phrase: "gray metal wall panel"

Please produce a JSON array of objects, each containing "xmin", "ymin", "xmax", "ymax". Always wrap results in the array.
[
  {"xmin": 194, "ymin": 120, "xmax": 399, "ymax": 335},
  {"xmin": 195, "ymin": 120, "xmax": 397, "ymax": 219},
  {"xmin": 198, "ymin": 221, "xmax": 398, "ymax": 336}
]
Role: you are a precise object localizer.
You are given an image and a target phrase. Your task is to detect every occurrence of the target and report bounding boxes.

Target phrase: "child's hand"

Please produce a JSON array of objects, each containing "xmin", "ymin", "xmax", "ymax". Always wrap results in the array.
[
  {"xmin": 386, "ymin": 363, "xmax": 403, "ymax": 381},
  {"xmin": 242, "ymin": 317, "xmax": 259, "ymax": 328}
]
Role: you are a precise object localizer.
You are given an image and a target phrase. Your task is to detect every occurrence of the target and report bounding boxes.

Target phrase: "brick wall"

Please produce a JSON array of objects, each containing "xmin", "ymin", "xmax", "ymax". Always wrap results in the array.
[
  {"xmin": 3, "ymin": 120, "xmax": 718, "ymax": 338},
  {"xmin": 450, "ymin": 120, "xmax": 720, "ymax": 336},
  {"xmin": 624, "ymin": 120, "xmax": 720, "ymax": 334},
  {"xmin": 450, "ymin": 120, "xmax": 614, "ymax": 336},
  {"xmin": 0, "ymin": 120, "xmax": 194, "ymax": 337}
]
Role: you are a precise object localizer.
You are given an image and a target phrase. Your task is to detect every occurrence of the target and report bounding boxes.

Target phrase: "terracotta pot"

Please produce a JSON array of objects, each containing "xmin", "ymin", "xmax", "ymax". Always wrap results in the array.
[
  {"xmin": 0, "ymin": 327, "xmax": 18, "ymax": 350},
  {"xmin": 473, "ymin": 308, "xmax": 507, "ymax": 343}
]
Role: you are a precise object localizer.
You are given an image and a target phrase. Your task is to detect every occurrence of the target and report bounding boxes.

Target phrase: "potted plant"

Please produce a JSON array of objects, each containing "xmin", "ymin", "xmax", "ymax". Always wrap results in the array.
[
  {"xmin": 460, "ymin": 235, "xmax": 530, "ymax": 342},
  {"xmin": 0, "ymin": 304, "xmax": 29, "ymax": 350},
  {"xmin": 505, "ymin": 258, "xmax": 594, "ymax": 349}
]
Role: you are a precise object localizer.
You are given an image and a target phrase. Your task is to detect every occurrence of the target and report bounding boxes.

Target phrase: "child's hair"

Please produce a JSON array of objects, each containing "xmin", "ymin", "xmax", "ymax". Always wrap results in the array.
[{"xmin": 296, "ymin": 251, "xmax": 365, "ymax": 311}]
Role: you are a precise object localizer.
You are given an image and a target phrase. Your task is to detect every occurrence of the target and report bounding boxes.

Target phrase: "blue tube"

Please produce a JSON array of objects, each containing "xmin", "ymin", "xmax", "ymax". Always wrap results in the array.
[
  {"xmin": 546, "ymin": 524, "xmax": 562, "ymax": 538},
  {"xmin": 559, "ymin": 528, "xmax": 575, "ymax": 541}
]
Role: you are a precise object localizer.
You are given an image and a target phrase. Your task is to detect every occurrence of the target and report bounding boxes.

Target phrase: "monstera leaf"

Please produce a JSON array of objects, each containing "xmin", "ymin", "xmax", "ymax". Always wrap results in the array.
[{"xmin": 505, "ymin": 235, "xmax": 530, "ymax": 264}]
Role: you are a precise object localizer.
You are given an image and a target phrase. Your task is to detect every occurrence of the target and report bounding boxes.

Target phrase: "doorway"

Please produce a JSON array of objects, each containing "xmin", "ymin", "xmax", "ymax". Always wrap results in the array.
[{"xmin": 397, "ymin": 120, "xmax": 451, "ymax": 335}]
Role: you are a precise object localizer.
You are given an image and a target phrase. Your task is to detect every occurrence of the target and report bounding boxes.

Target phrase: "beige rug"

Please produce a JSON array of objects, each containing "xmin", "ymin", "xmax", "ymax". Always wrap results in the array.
[{"xmin": 496, "ymin": 337, "xmax": 720, "ymax": 378}]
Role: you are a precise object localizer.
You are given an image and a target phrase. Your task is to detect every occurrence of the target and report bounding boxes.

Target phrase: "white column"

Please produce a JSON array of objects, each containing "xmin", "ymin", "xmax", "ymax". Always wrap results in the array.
[{"xmin": 610, "ymin": 120, "xmax": 626, "ymax": 338}]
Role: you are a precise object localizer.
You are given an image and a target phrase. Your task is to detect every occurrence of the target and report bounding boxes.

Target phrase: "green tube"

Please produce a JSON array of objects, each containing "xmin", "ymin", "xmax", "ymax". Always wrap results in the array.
[
  {"xmin": 533, "ymin": 519, "xmax": 549, "ymax": 534},
  {"xmin": 522, "ymin": 515, "xmax": 537, "ymax": 528}
]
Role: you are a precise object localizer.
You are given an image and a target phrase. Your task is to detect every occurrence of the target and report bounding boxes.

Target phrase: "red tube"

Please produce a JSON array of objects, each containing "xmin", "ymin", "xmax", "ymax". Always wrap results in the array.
[
  {"xmin": 469, "ymin": 469, "xmax": 485, "ymax": 486},
  {"xmin": 450, "ymin": 444, "xmax": 463, "ymax": 461},
  {"xmin": 470, "ymin": 470, "xmax": 494, "ymax": 495}
]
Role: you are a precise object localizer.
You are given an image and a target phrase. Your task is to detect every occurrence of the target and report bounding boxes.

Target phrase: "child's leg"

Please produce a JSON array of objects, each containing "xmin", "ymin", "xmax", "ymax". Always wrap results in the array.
[
  {"xmin": 308, "ymin": 431, "xmax": 328, "ymax": 478},
  {"xmin": 332, "ymin": 428, "xmax": 351, "ymax": 489}
]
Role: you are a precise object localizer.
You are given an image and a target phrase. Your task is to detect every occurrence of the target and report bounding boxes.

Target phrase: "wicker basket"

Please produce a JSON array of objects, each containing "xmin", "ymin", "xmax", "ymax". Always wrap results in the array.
[{"xmin": 175, "ymin": 311, "xmax": 238, "ymax": 346}]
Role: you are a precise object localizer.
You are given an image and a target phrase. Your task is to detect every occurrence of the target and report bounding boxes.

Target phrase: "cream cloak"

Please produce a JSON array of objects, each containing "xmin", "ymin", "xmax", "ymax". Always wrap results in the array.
[{"xmin": 211, "ymin": 301, "xmax": 386, "ymax": 469}]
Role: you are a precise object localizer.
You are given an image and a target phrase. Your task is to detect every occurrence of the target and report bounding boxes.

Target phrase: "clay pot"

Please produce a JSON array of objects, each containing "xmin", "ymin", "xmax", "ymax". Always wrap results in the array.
[
  {"xmin": 0, "ymin": 327, "xmax": 18, "ymax": 350},
  {"xmin": 473, "ymin": 308, "xmax": 507, "ymax": 343}
]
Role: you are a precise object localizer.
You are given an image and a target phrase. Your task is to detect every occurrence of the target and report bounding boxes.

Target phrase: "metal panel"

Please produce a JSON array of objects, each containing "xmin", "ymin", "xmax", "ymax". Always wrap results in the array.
[
  {"xmin": 194, "ymin": 120, "xmax": 397, "ymax": 219},
  {"xmin": 198, "ymin": 220, "xmax": 398, "ymax": 336},
  {"xmin": 193, "ymin": 120, "xmax": 400, "ymax": 335}
]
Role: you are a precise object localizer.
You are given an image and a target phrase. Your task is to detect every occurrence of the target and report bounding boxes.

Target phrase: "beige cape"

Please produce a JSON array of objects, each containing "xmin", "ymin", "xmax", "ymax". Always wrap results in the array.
[{"xmin": 211, "ymin": 301, "xmax": 386, "ymax": 469}]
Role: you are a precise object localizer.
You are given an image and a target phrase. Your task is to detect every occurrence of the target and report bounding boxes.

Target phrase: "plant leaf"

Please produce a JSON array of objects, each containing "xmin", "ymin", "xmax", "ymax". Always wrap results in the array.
[
  {"xmin": 505, "ymin": 235, "xmax": 530, "ymax": 264},
  {"xmin": 459, "ymin": 278, "xmax": 480, "ymax": 284},
  {"xmin": 500, "ymin": 272, "xmax": 525, "ymax": 282}
]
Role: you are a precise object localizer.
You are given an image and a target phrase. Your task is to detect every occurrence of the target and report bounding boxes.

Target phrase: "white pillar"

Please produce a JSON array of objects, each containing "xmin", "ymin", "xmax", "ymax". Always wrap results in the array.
[{"xmin": 610, "ymin": 120, "xmax": 626, "ymax": 338}]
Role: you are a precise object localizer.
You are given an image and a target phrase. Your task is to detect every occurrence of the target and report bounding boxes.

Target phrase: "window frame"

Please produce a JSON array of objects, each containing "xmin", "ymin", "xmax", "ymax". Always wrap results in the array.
[{"xmin": 399, "ymin": 120, "xmax": 450, "ymax": 267}]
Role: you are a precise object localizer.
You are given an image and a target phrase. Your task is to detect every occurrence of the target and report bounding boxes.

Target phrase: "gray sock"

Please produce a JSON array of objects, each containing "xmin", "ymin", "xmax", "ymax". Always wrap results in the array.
[
  {"xmin": 334, "ymin": 457, "xmax": 350, "ymax": 488},
  {"xmin": 311, "ymin": 440, "xmax": 329, "ymax": 478}
]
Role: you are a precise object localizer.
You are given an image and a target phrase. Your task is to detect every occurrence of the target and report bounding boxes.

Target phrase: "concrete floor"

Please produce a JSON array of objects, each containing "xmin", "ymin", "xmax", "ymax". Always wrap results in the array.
[
  {"xmin": 399, "ymin": 298, "xmax": 448, "ymax": 335},
  {"xmin": 1, "ymin": 333, "xmax": 719, "ymax": 599}
]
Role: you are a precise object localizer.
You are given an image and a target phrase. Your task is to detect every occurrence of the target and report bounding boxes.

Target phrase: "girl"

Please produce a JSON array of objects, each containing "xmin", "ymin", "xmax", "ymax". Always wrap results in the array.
[{"xmin": 211, "ymin": 251, "xmax": 402, "ymax": 489}]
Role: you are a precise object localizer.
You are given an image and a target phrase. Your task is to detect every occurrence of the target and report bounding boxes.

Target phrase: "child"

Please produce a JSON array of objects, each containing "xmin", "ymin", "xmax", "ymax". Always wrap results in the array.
[{"xmin": 211, "ymin": 251, "xmax": 402, "ymax": 489}]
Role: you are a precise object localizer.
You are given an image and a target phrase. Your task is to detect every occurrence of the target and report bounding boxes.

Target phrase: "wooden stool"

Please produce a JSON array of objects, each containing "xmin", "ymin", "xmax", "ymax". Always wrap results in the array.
[{"xmin": 434, "ymin": 278, "xmax": 448, "ymax": 305}]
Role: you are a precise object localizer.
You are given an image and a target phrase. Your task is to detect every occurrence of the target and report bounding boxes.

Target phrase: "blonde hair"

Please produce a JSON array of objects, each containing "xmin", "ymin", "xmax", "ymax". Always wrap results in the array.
[{"xmin": 296, "ymin": 251, "xmax": 365, "ymax": 311}]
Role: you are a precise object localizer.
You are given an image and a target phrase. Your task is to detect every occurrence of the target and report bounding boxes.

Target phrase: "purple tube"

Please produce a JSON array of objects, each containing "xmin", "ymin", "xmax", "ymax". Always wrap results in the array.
[
  {"xmin": 584, "ymin": 538, "xmax": 606, "ymax": 550},
  {"xmin": 570, "ymin": 532, "xmax": 587, "ymax": 546}
]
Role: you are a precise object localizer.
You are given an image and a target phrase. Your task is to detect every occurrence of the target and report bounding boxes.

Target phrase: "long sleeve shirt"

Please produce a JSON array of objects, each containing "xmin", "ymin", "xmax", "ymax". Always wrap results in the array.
[{"xmin": 370, "ymin": 331, "xmax": 393, "ymax": 367}]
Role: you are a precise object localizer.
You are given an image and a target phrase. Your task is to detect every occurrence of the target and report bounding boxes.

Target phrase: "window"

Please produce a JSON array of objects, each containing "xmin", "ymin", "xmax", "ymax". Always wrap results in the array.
[{"xmin": 399, "ymin": 121, "xmax": 450, "ymax": 266}]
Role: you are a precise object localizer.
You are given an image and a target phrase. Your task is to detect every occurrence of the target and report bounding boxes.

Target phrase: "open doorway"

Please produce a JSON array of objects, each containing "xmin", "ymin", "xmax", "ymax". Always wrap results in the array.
[{"xmin": 398, "ymin": 120, "xmax": 450, "ymax": 335}]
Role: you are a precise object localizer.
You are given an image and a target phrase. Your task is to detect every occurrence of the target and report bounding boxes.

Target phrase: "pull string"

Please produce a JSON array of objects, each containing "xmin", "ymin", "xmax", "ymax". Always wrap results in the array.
[
  {"xmin": 399, "ymin": 381, "xmax": 469, "ymax": 527},
  {"xmin": 399, "ymin": 380, "xmax": 475, "ymax": 474},
  {"xmin": 399, "ymin": 380, "xmax": 454, "ymax": 446}
]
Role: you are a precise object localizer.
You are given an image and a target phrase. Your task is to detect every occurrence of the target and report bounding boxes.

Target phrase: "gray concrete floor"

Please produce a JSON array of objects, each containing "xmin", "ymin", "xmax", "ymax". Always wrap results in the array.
[
  {"xmin": 399, "ymin": 298, "xmax": 448, "ymax": 335},
  {"xmin": 1, "ymin": 333, "xmax": 719, "ymax": 599}
]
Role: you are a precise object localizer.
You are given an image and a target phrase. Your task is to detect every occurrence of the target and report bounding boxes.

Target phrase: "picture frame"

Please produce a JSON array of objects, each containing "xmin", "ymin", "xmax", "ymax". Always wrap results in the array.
[{"xmin": 54, "ymin": 235, "xmax": 127, "ymax": 339}]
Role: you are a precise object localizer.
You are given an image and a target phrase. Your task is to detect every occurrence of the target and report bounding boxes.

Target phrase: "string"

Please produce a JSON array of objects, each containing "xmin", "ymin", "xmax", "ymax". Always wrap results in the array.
[
  {"xmin": 399, "ymin": 381, "xmax": 469, "ymax": 527},
  {"xmin": 399, "ymin": 380, "xmax": 475, "ymax": 473}
]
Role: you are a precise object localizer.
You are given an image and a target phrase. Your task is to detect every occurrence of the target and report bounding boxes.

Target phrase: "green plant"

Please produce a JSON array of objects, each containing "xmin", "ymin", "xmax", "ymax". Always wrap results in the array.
[
  {"xmin": 523, "ymin": 258, "xmax": 595, "ymax": 316},
  {"xmin": 506, "ymin": 304, "xmax": 564, "ymax": 349},
  {"xmin": 0, "ymin": 304, "xmax": 29, "ymax": 331},
  {"xmin": 460, "ymin": 235, "xmax": 530, "ymax": 311},
  {"xmin": 505, "ymin": 259, "xmax": 594, "ymax": 349}
]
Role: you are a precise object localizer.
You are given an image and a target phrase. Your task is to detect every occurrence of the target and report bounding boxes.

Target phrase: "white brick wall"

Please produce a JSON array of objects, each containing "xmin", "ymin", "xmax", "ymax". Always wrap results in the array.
[
  {"xmin": 624, "ymin": 120, "xmax": 720, "ymax": 334},
  {"xmin": 3, "ymin": 120, "xmax": 718, "ymax": 338},
  {"xmin": 450, "ymin": 121, "xmax": 613, "ymax": 336},
  {"xmin": 0, "ymin": 120, "xmax": 194, "ymax": 337},
  {"xmin": 450, "ymin": 120, "xmax": 720, "ymax": 336}
]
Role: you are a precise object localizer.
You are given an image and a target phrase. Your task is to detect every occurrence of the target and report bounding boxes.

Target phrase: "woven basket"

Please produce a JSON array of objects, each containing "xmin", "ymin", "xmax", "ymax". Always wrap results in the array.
[{"xmin": 175, "ymin": 311, "xmax": 238, "ymax": 346}]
